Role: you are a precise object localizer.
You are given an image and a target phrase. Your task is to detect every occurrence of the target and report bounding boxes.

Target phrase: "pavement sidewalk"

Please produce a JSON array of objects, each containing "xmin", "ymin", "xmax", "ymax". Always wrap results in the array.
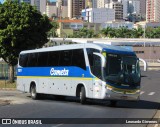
[
  {"xmin": 0, "ymin": 88, "xmax": 16, "ymax": 91},
  {"xmin": 0, "ymin": 99, "xmax": 10, "ymax": 106}
]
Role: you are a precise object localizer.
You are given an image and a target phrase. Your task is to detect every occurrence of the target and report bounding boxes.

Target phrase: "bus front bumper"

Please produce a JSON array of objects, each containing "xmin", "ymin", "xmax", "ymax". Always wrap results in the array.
[{"xmin": 104, "ymin": 89, "xmax": 140, "ymax": 101}]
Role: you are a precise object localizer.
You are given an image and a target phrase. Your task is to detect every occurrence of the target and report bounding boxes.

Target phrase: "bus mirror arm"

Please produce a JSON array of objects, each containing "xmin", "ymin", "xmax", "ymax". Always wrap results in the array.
[
  {"xmin": 139, "ymin": 58, "xmax": 147, "ymax": 71},
  {"xmin": 93, "ymin": 52, "xmax": 106, "ymax": 68}
]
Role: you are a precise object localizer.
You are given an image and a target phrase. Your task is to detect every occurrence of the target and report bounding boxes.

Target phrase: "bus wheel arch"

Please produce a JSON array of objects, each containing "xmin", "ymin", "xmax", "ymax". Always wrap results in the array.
[
  {"xmin": 30, "ymin": 81, "xmax": 38, "ymax": 100},
  {"xmin": 76, "ymin": 84, "xmax": 87, "ymax": 104}
]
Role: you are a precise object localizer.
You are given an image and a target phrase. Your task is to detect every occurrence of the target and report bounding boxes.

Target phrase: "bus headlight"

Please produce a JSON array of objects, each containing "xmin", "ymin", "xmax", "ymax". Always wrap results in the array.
[{"xmin": 107, "ymin": 85, "xmax": 112, "ymax": 91}]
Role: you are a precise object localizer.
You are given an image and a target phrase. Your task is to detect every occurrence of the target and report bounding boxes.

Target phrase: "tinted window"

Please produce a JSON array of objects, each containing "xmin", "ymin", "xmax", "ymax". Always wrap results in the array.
[
  {"xmin": 72, "ymin": 49, "xmax": 86, "ymax": 70},
  {"xmin": 48, "ymin": 51, "xmax": 60, "ymax": 66},
  {"xmin": 37, "ymin": 52, "xmax": 48, "ymax": 66},
  {"xmin": 92, "ymin": 55, "xmax": 102, "ymax": 79},
  {"xmin": 59, "ymin": 50, "xmax": 72, "ymax": 66},
  {"xmin": 27, "ymin": 53, "xmax": 38, "ymax": 67},
  {"xmin": 87, "ymin": 48, "xmax": 100, "ymax": 67},
  {"xmin": 19, "ymin": 54, "xmax": 29, "ymax": 67}
]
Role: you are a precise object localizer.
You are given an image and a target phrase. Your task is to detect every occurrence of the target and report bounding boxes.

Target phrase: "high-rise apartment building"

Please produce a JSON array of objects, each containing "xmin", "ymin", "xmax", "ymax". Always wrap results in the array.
[
  {"xmin": 92, "ymin": 0, "xmax": 97, "ymax": 8},
  {"xmin": 120, "ymin": 0, "xmax": 128, "ymax": 19},
  {"xmin": 85, "ymin": 0, "xmax": 92, "ymax": 8},
  {"xmin": 30, "ymin": 0, "xmax": 46, "ymax": 14},
  {"xmin": 68, "ymin": 0, "xmax": 85, "ymax": 19},
  {"xmin": 140, "ymin": 0, "xmax": 146, "ymax": 19},
  {"xmin": 97, "ymin": 0, "xmax": 108, "ymax": 8},
  {"xmin": 106, "ymin": 1, "xmax": 123, "ymax": 20},
  {"xmin": 57, "ymin": 0, "xmax": 68, "ymax": 18},
  {"xmin": 46, "ymin": 1, "xmax": 57, "ymax": 18},
  {"xmin": 146, "ymin": 0, "xmax": 160, "ymax": 22}
]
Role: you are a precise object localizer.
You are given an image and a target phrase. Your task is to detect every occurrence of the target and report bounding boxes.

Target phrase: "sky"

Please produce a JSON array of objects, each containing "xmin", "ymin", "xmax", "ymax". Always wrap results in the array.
[{"xmin": 0, "ymin": 0, "xmax": 4, "ymax": 4}]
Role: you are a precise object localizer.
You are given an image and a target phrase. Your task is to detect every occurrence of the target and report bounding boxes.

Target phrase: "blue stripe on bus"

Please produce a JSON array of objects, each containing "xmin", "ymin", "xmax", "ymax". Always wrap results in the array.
[{"xmin": 17, "ymin": 66, "xmax": 94, "ymax": 78}]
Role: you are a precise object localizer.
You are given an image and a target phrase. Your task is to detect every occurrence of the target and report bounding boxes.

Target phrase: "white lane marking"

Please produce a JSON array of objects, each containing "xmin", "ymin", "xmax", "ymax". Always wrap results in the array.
[
  {"xmin": 148, "ymin": 92, "xmax": 155, "ymax": 95},
  {"xmin": 140, "ymin": 91, "xmax": 145, "ymax": 95},
  {"xmin": 52, "ymin": 124, "xmax": 63, "ymax": 127}
]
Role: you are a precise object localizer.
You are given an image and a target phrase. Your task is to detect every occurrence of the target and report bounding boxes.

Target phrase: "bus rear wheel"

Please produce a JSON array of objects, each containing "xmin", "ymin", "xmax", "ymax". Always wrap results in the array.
[
  {"xmin": 80, "ymin": 86, "xmax": 86, "ymax": 104},
  {"xmin": 31, "ymin": 85, "xmax": 38, "ymax": 100}
]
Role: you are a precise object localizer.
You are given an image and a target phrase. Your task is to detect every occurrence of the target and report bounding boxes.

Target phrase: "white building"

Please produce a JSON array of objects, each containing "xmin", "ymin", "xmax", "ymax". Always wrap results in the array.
[
  {"xmin": 120, "ymin": 0, "xmax": 128, "ymax": 19},
  {"xmin": 92, "ymin": 0, "xmax": 97, "ymax": 8},
  {"xmin": 105, "ymin": 1, "xmax": 123, "ymax": 20},
  {"xmin": 101, "ymin": 21, "xmax": 134, "ymax": 29},
  {"xmin": 82, "ymin": 8, "xmax": 115, "ymax": 23},
  {"xmin": 57, "ymin": 0, "xmax": 68, "ymax": 18},
  {"xmin": 46, "ymin": 2, "xmax": 57, "ymax": 18},
  {"xmin": 31, "ymin": 0, "xmax": 46, "ymax": 14},
  {"xmin": 97, "ymin": 0, "xmax": 108, "ymax": 8}
]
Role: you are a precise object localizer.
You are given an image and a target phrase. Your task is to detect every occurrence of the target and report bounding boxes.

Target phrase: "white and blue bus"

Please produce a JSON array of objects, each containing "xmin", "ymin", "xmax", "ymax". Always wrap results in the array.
[{"xmin": 17, "ymin": 43, "xmax": 141, "ymax": 105}]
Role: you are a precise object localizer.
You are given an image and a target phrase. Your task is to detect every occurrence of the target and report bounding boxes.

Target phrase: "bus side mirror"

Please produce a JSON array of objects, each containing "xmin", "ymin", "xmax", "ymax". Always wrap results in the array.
[
  {"xmin": 139, "ymin": 58, "xmax": 147, "ymax": 71},
  {"xmin": 93, "ymin": 52, "xmax": 106, "ymax": 68}
]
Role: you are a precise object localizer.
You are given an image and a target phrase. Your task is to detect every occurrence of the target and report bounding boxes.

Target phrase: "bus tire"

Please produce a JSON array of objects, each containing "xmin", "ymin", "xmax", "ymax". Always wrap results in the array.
[
  {"xmin": 80, "ymin": 86, "xmax": 86, "ymax": 104},
  {"xmin": 110, "ymin": 100, "xmax": 117, "ymax": 107},
  {"xmin": 30, "ymin": 85, "xmax": 38, "ymax": 100}
]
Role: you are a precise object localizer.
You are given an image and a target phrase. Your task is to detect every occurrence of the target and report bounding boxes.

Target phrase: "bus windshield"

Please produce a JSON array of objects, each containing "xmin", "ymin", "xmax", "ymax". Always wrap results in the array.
[{"xmin": 105, "ymin": 53, "xmax": 141, "ymax": 87}]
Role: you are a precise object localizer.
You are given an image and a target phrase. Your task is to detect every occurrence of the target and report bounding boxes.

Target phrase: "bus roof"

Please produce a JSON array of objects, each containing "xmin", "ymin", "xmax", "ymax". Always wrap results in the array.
[{"xmin": 20, "ymin": 43, "xmax": 135, "ymax": 55}]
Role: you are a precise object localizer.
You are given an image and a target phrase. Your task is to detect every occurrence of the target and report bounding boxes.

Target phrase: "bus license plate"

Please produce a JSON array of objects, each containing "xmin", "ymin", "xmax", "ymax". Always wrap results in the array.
[{"xmin": 121, "ymin": 96, "xmax": 128, "ymax": 99}]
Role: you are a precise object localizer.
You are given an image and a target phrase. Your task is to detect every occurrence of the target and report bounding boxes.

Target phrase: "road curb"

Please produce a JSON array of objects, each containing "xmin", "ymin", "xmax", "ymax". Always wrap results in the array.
[
  {"xmin": 0, "ymin": 88, "xmax": 16, "ymax": 91},
  {"xmin": 147, "ymin": 110, "xmax": 160, "ymax": 127}
]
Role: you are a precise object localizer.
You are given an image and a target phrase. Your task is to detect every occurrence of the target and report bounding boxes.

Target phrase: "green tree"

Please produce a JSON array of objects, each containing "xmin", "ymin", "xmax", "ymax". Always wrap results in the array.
[
  {"xmin": 0, "ymin": 0, "xmax": 52, "ymax": 82},
  {"xmin": 69, "ymin": 28, "xmax": 96, "ymax": 38},
  {"xmin": 48, "ymin": 21, "xmax": 59, "ymax": 37},
  {"xmin": 132, "ymin": 28, "xmax": 144, "ymax": 38},
  {"xmin": 101, "ymin": 27, "xmax": 116, "ymax": 38},
  {"xmin": 115, "ymin": 27, "xmax": 131, "ymax": 38}
]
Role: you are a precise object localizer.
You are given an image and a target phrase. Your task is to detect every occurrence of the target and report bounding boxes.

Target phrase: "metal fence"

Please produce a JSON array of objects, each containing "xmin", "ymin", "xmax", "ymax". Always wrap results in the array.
[{"xmin": 0, "ymin": 62, "xmax": 17, "ymax": 80}]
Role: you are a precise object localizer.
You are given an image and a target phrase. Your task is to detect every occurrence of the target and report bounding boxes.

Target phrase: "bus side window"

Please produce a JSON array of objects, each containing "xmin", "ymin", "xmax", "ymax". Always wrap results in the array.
[
  {"xmin": 19, "ymin": 54, "xmax": 28, "ymax": 67},
  {"xmin": 59, "ymin": 50, "xmax": 72, "ymax": 66},
  {"xmin": 72, "ymin": 49, "xmax": 86, "ymax": 70},
  {"xmin": 92, "ymin": 55, "xmax": 102, "ymax": 79},
  {"xmin": 27, "ymin": 53, "xmax": 38, "ymax": 67},
  {"xmin": 37, "ymin": 52, "xmax": 48, "ymax": 67},
  {"xmin": 47, "ymin": 51, "xmax": 60, "ymax": 66},
  {"xmin": 86, "ymin": 48, "xmax": 100, "ymax": 73}
]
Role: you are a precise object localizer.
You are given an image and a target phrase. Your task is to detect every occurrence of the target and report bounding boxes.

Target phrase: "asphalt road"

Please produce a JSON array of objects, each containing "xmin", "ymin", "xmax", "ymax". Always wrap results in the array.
[{"xmin": 0, "ymin": 70, "xmax": 160, "ymax": 127}]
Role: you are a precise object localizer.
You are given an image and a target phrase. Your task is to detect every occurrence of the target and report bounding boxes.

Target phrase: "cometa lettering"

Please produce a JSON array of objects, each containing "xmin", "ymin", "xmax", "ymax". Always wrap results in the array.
[{"xmin": 50, "ymin": 68, "xmax": 69, "ymax": 76}]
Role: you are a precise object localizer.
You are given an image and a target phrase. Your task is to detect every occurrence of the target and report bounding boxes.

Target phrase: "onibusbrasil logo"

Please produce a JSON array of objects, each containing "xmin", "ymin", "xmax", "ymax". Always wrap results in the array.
[{"xmin": 50, "ymin": 68, "xmax": 69, "ymax": 76}]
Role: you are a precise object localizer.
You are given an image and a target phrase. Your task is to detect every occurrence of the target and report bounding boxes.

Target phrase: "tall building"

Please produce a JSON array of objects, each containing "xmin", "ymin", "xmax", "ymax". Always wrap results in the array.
[
  {"xmin": 140, "ymin": 0, "xmax": 146, "ymax": 19},
  {"xmin": 106, "ymin": 1, "xmax": 123, "ymax": 20},
  {"xmin": 146, "ymin": 0, "xmax": 160, "ymax": 22},
  {"xmin": 31, "ymin": 0, "xmax": 46, "ymax": 14},
  {"xmin": 82, "ymin": 8, "xmax": 115, "ymax": 23},
  {"xmin": 57, "ymin": 0, "xmax": 68, "ymax": 18},
  {"xmin": 120, "ymin": 0, "xmax": 128, "ymax": 19},
  {"xmin": 46, "ymin": 1, "xmax": 57, "ymax": 18},
  {"xmin": 97, "ymin": 0, "xmax": 108, "ymax": 8},
  {"xmin": 68, "ymin": 0, "xmax": 85, "ymax": 19},
  {"xmin": 128, "ymin": 0, "xmax": 140, "ymax": 14},
  {"xmin": 92, "ymin": 0, "xmax": 97, "ymax": 8}
]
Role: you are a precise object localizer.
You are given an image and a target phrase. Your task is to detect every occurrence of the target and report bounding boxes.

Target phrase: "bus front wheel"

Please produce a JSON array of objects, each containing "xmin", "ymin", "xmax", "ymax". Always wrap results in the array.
[
  {"xmin": 31, "ymin": 85, "xmax": 38, "ymax": 100},
  {"xmin": 80, "ymin": 86, "xmax": 86, "ymax": 104}
]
